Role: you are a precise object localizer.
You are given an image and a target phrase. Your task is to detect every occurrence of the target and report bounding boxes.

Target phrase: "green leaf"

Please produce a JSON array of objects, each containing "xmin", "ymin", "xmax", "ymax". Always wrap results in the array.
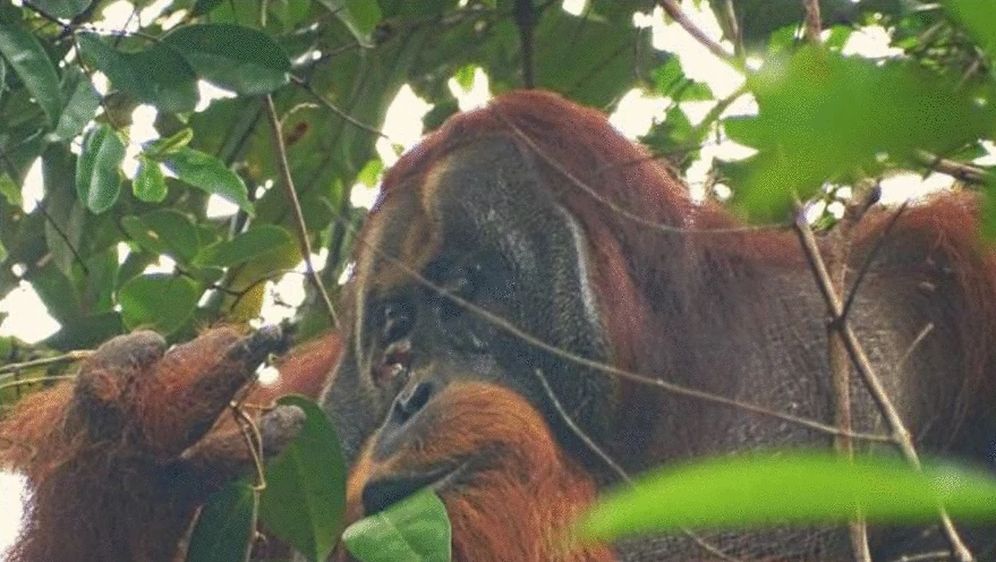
[
  {"xmin": 186, "ymin": 481, "xmax": 257, "ymax": 562},
  {"xmin": 529, "ymin": 6, "xmax": 654, "ymax": 107},
  {"xmin": 0, "ymin": 239, "xmax": 7, "ymax": 264},
  {"xmin": 317, "ymin": 0, "xmax": 383, "ymax": 46},
  {"xmin": 946, "ymin": 0, "xmax": 996, "ymax": 65},
  {"xmin": 77, "ymin": 32, "xmax": 198, "ymax": 113},
  {"xmin": 342, "ymin": 489, "xmax": 451, "ymax": 562},
  {"xmin": 356, "ymin": 158, "xmax": 383, "ymax": 187},
  {"xmin": 191, "ymin": 0, "xmax": 225, "ymax": 17},
  {"xmin": 121, "ymin": 209, "xmax": 199, "ymax": 263},
  {"xmin": 195, "ymin": 225, "xmax": 293, "ymax": 268},
  {"xmin": 163, "ymin": 24, "xmax": 291, "ymax": 95},
  {"xmin": 983, "ymin": 173, "xmax": 996, "ymax": 240},
  {"xmin": 0, "ymin": 56, "xmax": 6, "ymax": 104},
  {"xmin": 133, "ymin": 157, "xmax": 167, "ymax": 203},
  {"xmin": 143, "ymin": 127, "xmax": 194, "ymax": 157},
  {"xmin": 75, "ymin": 123, "xmax": 125, "ymax": 214},
  {"xmin": 0, "ymin": 21, "xmax": 63, "ymax": 126},
  {"xmin": 726, "ymin": 46, "xmax": 996, "ymax": 220},
  {"xmin": 29, "ymin": 0, "xmax": 92, "ymax": 18},
  {"xmin": 118, "ymin": 273, "xmax": 199, "ymax": 334},
  {"xmin": 0, "ymin": 173, "xmax": 21, "ymax": 207},
  {"xmin": 453, "ymin": 64, "xmax": 476, "ymax": 91},
  {"xmin": 49, "ymin": 73, "xmax": 101, "ymax": 142},
  {"xmin": 259, "ymin": 395, "xmax": 347, "ymax": 562},
  {"xmin": 651, "ymin": 59, "xmax": 713, "ymax": 101},
  {"xmin": 157, "ymin": 147, "xmax": 252, "ymax": 213},
  {"xmin": 577, "ymin": 451, "xmax": 996, "ymax": 542}
]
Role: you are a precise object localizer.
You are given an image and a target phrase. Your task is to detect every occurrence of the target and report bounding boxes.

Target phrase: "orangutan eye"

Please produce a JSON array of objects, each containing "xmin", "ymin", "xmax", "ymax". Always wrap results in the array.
[
  {"xmin": 437, "ymin": 261, "xmax": 483, "ymax": 319},
  {"xmin": 381, "ymin": 298, "xmax": 414, "ymax": 343}
]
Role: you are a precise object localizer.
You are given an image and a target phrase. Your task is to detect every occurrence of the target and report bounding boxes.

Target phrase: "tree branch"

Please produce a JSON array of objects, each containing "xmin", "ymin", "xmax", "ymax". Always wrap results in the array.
[
  {"xmin": 264, "ymin": 95, "xmax": 339, "ymax": 328},
  {"xmin": 792, "ymin": 202, "xmax": 974, "ymax": 562},
  {"xmin": 657, "ymin": 0, "xmax": 740, "ymax": 68},
  {"xmin": 513, "ymin": 0, "xmax": 536, "ymax": 88},
  {"xmin": 802, "ymin": 0, "xmax": 822, "ymax": 44}
]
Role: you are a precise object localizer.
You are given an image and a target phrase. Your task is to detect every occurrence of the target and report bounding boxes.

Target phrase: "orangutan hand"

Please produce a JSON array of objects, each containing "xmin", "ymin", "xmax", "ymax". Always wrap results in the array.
[{"xmin": 2, "ymin": 326, "xmax": 306, "ymax": 561}]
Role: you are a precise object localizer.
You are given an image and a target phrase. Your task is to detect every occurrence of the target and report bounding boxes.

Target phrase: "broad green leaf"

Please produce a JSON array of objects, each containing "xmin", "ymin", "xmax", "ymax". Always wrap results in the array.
[
  {"xmin": 983, "ymin": 173, "xmax": 996, "ymax": 240},
  {"xmin": 77, "ymin": 32, "xmax": 198, "ymax": 113},
  {"xmin": 186, "ymin": 481, "xmax": 257, "ymax": 562},
  {"xmin": 726, "ymin": 46, "xmax": 996, "ymax": 220},
  {"xmin": 0, "ymin": 239, "xmax": 7, "ymax": 264},
  {"xmin": 195, "ymin": 225, "xmax": 293, "ymax": 268},
  {"xmin": 576, "ymin": 452, "xmax": 996, "ymax": 542},
  {"xmin": 75, "ymin": 123, "xmax": 125, "ymax": 214},
  {"xmin": 143, "ymin": 127, "xmax": 194, "ymax": 158},
  {"xmin": 946, "ymin": 0, "xmax": 996, "ymax": 65},
  {"xmin": 317, "ymin": 0, "xmax": 383, "ymax": 46},
  {"xmin": 529, "ymin": 6, "xmax": 655, "ymax": 107},
  {"xmin": 651, "ymin": 59, "xmax": 714, "ymax": 102},
  {"xmin": 453, "ymin": 64, "xmax": 476, "ymax": 91},
  {"xmin": 163, "ymin": 24, "xmax": 290, "ymax": 95},
  {"xmin": 0, "ymin": 173, "xmax": 20, "ymax": 207},
  {"xmin": 45, "ymin": 311, "xmax": 124, "ymax": 351},
  {"xmin": 133, "ymin": 157, "xmax": 167, "ymax": 203},
  {"xmin": 260, "ymin": 395, "xmax": 347, "ymax": 562},
  {"xmin": 30, "ymin": 0, "xmax": 91, "ymax": 18},
  {"xmin": 191, "ymin": 0, "xmax": 225, "ymax": 17},
  {"xmin": 50, "ymin": 73, "xmax": 100, "ymax": 142},
  {"xmin": 378, "ymin": 0, "xmax": 454, "ymax": 18},
  {"xmin": 0, "ymin": 21, "xmax": 62, "ymax": 126},
  {"xmin": 118, "ymin": 273, "xmax": 199, "ymax": 334},
  {"xmin": 356, "ymin": 158, "xmax": 383, "ymax": 187},
  {"xmin": 158, "ymin": 147, "xmax": 252, "ymax": 213},
  {"xmin": 121, "ymin": 210, "xmax": 199, "ymax": 263},
  {"xmin": 342, "ymin": 489, "xmax": 451, "ymax": 562}
]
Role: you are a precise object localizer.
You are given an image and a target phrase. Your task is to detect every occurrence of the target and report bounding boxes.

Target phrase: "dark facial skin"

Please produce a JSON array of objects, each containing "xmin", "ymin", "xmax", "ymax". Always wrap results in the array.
[{"xmin": 321, "ymin": 135, "xmax": 616, "ymax": 491}]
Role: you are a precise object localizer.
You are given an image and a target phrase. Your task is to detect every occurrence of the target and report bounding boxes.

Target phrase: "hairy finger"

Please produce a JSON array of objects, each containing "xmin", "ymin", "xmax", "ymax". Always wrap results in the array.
[
  {"xmin": 72, "ymin": 330, "xmax": 167, "ymax": 441},
  {"xmin": 137, "ymin": 326, "xmax": 285, "ymax": 458},
  {"xmin": 178, "ymin": 404, "xmax": 306, "ymax": 493}
]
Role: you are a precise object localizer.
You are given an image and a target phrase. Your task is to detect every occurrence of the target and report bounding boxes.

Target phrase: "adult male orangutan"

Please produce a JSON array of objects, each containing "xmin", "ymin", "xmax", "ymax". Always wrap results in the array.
[{"xmin": 2, "ymin": 90, "xmax": 996, "ymax": 561}]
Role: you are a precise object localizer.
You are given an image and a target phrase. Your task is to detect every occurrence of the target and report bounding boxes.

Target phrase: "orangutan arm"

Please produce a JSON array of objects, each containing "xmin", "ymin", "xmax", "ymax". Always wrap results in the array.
[{"xmin": 0, "ymin": 327, "xmax": 339, "ymax": 562}]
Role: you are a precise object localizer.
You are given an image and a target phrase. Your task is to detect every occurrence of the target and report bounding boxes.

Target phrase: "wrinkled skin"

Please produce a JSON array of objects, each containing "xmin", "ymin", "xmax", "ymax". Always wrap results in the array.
[{"xmin": 3, "ymin": 91, "xmax": 996, "ymax": 561}]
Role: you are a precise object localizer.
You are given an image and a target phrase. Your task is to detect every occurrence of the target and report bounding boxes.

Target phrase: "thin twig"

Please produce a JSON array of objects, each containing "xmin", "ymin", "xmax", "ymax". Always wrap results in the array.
[
  {"xmin": 327, "ymin": 209, "xmax": 891, "ymax": 444},
  {"xmin": 914, "ymin": 150, "xmax": 987, "ymax": 185},
  {"xmin": 264, "ymin": 95, "xmax": 339, "ymax": 328},
  {"xmin": 38, "ymin": 202, "xmax": 89, "ymax": 274},
  {"xmin": 896, "ymin": 323, "xmax": 934, "ymax": 373},
  {"xmin": 0, "ymin": 374, "xmax": 77, "ymax": 392},
  {"xmin": 822, "ymin": 196, "xmax": 872, "ymax": 562},
  {"xmin": 891, "ymin": 550, "xmax": 954, "ymax": 562},
  {"xmin": 692, "ymin": 83, "xmax": 749, "ymax": 138},
  {"xmin": 534, "ymin": 368, "xmax": 630, "ymax": 484},
  {"xmin": 657, "ymin": 0, "xmax": 740, "ymax": 68},
  {"xmin": 496, "ymin": 110, "xmax": 788, "ymax": 235},
  {"xmin": 533, "ymin": 370, "xmax": 743, "ymax": 562},
  {"xmin": 802, "ymin": 0, "xmax": 822, "ymax": 44},
  {"xmin": 0, "ymin": 350, "xmax": 92, "ymax": 377},
  {"xmin": 289, "ymin": 76, "xmax": 387, "ymax": 138},
  {"xmin": 792, "ymin": 202, "xmax": 975, "ymax": 562},
  {"xmin": 840, "ymin": 201, "xmax": 909, "ymax": 321},
  {"xmin": 719, "ymin": 0, "xmax": 743, "ymax": 57},
  {"xmin": 230, "ymin": 401, "xmax": 266, "ymax": 492},
  {"xmin": 513, "ymin": 0, "xmax": 536, "ymax": 88}
]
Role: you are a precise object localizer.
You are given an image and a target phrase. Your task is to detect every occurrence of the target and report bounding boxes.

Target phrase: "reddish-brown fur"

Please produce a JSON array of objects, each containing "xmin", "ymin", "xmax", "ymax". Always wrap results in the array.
[
  {"xmin": 2, "ymin": 91, "xmax": 995, "ymax": 561},
  {"xmin": 0, "ymin": 327, "xmax": 337, "ymax": 561},
  {"xmin": 339, "ymin": 383, "xmax": 612, "ymax": 562}
]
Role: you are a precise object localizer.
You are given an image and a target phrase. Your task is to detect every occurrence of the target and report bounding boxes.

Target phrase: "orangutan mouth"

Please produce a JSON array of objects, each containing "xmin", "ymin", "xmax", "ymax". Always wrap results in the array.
[{"xmin": 361, "ymin": 461, "xmax": 468, "ymax": 515}]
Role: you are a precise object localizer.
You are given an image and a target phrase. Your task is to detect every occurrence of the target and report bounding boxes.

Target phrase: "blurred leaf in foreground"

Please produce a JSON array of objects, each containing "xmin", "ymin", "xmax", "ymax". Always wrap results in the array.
[{"xmin": 576, "ymin": 451, "xmax": 996, "ymax": 543}]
